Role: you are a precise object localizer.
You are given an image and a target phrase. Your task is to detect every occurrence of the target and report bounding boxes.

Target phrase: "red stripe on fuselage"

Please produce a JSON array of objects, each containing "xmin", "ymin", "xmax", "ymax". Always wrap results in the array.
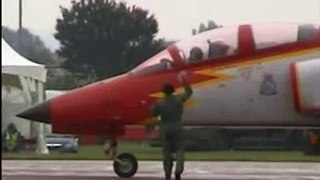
[
  {"xmin": 290, "ymin": 63, "xmax": 302, "ymax": 112},
  {"xmin": 49, "ymin": 26, "xmax": 320, "ymax": 135},
  {"xmin": 303, "ymin": 106, "xmax": 320, "ymax": 112}
]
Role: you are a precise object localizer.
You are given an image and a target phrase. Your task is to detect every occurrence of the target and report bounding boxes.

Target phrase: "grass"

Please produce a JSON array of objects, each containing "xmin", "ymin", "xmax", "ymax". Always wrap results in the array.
[{"xmin": 2, "ymin": 141, "xmax": 320, "ymax": 162}]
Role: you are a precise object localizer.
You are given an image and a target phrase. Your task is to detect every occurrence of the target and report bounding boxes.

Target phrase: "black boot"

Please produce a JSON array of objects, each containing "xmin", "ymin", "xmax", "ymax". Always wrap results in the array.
[
  {"xmin": 175, "ymin": 173, "xmax": 181, "ymax": 180},
  {"xmin": 165, "ymin": 175, "xmax": 171, "ymax": 180}
]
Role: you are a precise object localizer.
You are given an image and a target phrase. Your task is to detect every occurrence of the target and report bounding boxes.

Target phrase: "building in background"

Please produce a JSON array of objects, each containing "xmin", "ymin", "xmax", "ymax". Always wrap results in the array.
[{"xmin": 2, "ymin": 39, "xmax": 47, "ymax": 139}]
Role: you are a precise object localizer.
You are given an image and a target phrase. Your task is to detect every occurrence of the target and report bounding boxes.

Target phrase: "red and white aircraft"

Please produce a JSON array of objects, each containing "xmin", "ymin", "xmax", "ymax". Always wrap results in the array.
[{"xmin": 18, "ymin": 22, "xmax": 320, "ymax": 177}]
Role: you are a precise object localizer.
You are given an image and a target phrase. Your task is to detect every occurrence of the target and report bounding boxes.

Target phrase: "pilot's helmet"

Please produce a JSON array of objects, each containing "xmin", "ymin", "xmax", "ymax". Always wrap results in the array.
[
  {"xmin": 189, "ymin": 47, "xmax": 204, "ymax": 62},
  {"xmin": 208, "ymin": 40, "xmax": 230, "ymax": 58}
]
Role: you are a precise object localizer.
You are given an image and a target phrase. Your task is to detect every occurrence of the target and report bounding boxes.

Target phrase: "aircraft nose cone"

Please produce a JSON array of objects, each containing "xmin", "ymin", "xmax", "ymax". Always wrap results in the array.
[{"xmin": 16, "ymin": 101, "xmax": 51, "ymax": 124}]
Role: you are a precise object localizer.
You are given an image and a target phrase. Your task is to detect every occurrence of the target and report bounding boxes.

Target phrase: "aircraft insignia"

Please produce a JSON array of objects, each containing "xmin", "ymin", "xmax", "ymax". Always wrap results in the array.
[{"xmin": 260, "ymin": 74, "xmax": 277, "ymax": 96}]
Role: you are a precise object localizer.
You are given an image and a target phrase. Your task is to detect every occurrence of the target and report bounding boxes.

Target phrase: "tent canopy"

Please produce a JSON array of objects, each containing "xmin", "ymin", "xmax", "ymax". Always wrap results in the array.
[
  {"xmin": 1, "ymin": 39, "xmax": 47, "ymax": 82},
  {"xmin": 2, "ymin": 38, "xmax": 48, "ymax": 139}
]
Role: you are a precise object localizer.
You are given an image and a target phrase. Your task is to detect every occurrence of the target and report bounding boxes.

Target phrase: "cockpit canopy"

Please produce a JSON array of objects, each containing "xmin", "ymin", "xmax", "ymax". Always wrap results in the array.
[
  {"xmin": 130, "ymin": 49, "xmax": 174, "ymax": 75},
  {"xmin": 131, "ymin": 23, "xmax": 319, "ymax": 75}
]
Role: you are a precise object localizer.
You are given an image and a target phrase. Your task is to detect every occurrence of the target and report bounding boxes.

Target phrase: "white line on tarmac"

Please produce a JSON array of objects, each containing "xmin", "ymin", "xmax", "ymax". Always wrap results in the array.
[{"xmin": 2, "ymin": 161, "xmax": 320, "ymax": 180}]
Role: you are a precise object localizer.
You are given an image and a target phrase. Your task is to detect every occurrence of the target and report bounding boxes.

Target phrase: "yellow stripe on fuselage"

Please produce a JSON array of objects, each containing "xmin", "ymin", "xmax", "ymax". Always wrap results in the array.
[
  {"xmin": 143, "ymin": 47, "xmax": 319, "ymax": 125},
  {"xmin": 150, "ymin": 47, "xmax": 320, "ymax": 99}
]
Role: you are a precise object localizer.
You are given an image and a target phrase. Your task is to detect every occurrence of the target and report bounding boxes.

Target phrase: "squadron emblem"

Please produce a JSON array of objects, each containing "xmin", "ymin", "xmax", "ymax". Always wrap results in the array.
[{"xmin": 260, "ymin": 74, "xmax": 277, "ymax": 95}]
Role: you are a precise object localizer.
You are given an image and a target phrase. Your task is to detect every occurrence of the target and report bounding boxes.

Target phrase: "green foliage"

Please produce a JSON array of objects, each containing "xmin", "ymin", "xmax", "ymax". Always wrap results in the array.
[
  {"xmin": 2, "ymin": 26, "xmax": 56, "ymax": 66},
  {"xmin": 192, "ymin": 20, "xmax": 221, "ymax": 35},
  {"xmin": 55, "ymin": 0, "xmax": 164, "ymax": 80},
  {"xmin": 1, "ymin": 26, "xmax": 79, "ymax": 90}
]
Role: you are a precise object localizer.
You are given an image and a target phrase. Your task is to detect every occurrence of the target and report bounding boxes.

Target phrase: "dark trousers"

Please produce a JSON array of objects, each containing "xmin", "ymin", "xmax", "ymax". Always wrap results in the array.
[{"xmin": 160, "ymin": 129, "xmax": 184, "ymax": 177}]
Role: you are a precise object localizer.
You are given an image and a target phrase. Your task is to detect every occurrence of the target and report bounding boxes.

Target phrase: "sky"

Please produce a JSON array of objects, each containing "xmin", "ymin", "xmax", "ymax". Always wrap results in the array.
[{"xmin": 2, "ymin": 0, "xmax": 320, "ymax": 51}]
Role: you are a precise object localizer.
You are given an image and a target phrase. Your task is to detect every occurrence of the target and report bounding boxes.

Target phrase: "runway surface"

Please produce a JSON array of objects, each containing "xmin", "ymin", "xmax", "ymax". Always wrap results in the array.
[{"xmin": 2, "ymin": 160, "xmax": 320, "ymax": 180}]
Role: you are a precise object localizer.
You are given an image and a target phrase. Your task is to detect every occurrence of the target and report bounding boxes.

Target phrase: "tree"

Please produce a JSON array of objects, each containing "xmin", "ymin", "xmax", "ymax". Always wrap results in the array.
[
  {"xmin": 207, "ymin": 20, "xmax": 219, "ymax": 30},
  {"xmin": 2, "ymin": 26, "xmax": 56, "ymax": 66},
  {"xmin": 192, "ymin": 29, "xmax": 197, "ymax": 36},
  {"xmin": 2, "ymin": 26, "xmax": 78, "ymax": 90},
  {"xmin": 192, "ymin": 20, "xmax": 221, "ymax": 35},
  {"xmin": 55, "ymin": 0, "xmax": 164, "ymax": 80},
  {"xmin": 198, "ymin": 23, "xmax": 207, "ymax": 34}
]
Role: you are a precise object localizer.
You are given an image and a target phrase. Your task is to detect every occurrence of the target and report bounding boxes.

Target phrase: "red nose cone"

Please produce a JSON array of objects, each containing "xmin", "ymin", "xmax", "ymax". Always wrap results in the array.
[{"xmin": 16, "ymin": 101, "xmax": 51, "ymax": 124}]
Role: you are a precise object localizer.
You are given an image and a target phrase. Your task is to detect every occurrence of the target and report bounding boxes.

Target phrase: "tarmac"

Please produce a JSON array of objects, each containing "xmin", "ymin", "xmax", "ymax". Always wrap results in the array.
[{"xmin": 2, "ymin": 160, "xmax": 320, "ymax": 180}]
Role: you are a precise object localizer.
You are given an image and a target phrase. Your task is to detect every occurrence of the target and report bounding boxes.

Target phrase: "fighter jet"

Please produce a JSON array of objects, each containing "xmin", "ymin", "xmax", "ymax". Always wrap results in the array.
[{"xmin": 17, "ymin": 22, "xmax": 320, "ymax": 178}]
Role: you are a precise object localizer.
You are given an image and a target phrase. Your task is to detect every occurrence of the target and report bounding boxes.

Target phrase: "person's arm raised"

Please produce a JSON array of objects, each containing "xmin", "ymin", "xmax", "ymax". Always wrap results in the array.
[{"xmin": 178, "ymin": 71, "xmax": 193, "ymax": 102}]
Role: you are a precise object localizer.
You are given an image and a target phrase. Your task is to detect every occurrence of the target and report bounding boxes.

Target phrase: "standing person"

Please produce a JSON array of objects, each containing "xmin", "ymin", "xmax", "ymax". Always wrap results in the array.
[
  {"xmin": 150, "ymin": 72, "xmax": 193, "ymax": 180},
  {"xmin": 2, "ymin": 123, "xmax": 22, "ymax": 152}
]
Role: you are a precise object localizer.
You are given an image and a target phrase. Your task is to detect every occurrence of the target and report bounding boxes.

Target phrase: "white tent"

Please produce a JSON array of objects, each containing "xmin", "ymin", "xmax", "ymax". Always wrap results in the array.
[
  {"xmin": 2, "ymin": 38, "xmax": 48, "ymax": 153},
  {"xmin": 2, "ymin": 39, "xmax": 46, "ymax": 82}
]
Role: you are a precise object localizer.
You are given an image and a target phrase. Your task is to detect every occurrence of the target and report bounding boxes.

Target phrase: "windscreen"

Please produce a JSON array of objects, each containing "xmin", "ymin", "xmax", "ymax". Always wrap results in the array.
[
  {"xmin": 131, "ymin": 49, "xmax": 174, "ymax": 75},
  {"xmin": 175, "ymin": 26, "xmax": 238, "ymax": 64}
]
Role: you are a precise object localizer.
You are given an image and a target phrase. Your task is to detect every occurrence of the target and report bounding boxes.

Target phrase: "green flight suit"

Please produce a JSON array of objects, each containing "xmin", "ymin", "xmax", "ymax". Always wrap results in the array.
[{"xmin": 150, "ymin": 81, "xmax": 193, "ymax": 178}]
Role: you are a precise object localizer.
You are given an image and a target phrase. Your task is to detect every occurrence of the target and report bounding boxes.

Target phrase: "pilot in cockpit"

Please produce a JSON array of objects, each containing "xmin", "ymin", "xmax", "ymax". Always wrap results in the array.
[
  {"xmin": 188, "ymin": 46, "xmax": 204, "ymax": 63},
  {"xmin": 207, "ymin": 40, "xmax": 233, "ymax": 58},
  {"xmin": 297, "ymin": 24, "xmax": 318, "ymax": 42}
]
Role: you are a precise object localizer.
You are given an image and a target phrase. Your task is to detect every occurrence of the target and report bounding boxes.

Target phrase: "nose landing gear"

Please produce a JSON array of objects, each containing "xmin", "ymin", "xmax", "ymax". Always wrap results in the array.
[
  {"xmin": 104, "ymin": 137, "xmax": 138, "ymax": 178},
  {"xmin": 113, "ymin": 153, "xmax": 138, "ymax": 178}
]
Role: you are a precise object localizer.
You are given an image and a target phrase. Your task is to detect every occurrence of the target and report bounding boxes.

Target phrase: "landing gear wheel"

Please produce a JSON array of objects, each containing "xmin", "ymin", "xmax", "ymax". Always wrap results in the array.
[{"xmin": 113, "ymin": 153, "xmax": 138, "ymax": 178}]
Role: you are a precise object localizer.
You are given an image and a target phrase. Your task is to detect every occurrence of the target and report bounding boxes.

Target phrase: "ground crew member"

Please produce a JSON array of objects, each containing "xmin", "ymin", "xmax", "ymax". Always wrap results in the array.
[
  {"xmin": 150, "ymin": 71, "xmax": 193, "ymax": 180},
  {"xmin": 2, "ymin": 123, "xmax": 21, "ymax": 152}
]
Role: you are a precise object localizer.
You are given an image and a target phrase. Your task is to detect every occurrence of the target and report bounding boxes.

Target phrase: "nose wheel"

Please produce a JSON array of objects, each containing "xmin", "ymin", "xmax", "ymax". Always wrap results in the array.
[
  {"xmin": 104, "ymin": 136, "xmax": 138, "ymax": 178},
  {"xmin": 113, "ymin": 153, "xmax": 138, "ymax": 178}
]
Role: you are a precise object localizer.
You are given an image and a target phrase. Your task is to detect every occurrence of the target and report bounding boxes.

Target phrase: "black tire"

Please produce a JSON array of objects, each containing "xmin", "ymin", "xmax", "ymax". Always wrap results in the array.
[{"xmin": 113, "ymin": 153, "xmax": 138, "ymax": 178}]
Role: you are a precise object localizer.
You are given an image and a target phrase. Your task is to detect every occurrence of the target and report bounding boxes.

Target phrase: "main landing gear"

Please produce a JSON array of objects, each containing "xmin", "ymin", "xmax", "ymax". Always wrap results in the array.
[{"xmin": 104, "ymin": 137, "xmax": 138, "ymax": 178}]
